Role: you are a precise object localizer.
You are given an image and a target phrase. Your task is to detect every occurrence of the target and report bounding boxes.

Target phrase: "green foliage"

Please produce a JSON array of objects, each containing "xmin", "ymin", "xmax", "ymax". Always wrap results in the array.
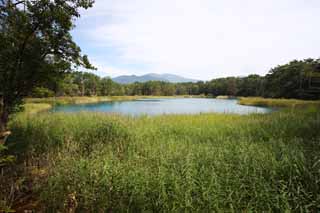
[
  {"xmin": 0, "ymin": 144, "xmax": 15, "ymax": 167},
  {"xmin": 7, "ymin": 108, "xmax": 320, "ymax": 211},
  {"xmin": 0, "ymin": 144, "xmax": 16, "ymax": 212},
  {"xmin": 0, "ymin": 0, "xmax": 95, "ymax": 130},
  {"xmin": 31, "ymin": 87, "xmax": 54, "ymax": 98},
  {"xmin": 264, "ymin": 58, "xmax": 320, "ymax": 99},
  {"xmin": 238, "ymin": 74, "xmax": 264, "ymax": 96}
]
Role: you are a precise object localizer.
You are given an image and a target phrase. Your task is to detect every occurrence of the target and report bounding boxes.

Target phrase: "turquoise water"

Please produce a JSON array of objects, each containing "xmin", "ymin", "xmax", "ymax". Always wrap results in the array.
[{"xmin": 51, "ymin": 98, "xmax": 273, "ymax": 116}]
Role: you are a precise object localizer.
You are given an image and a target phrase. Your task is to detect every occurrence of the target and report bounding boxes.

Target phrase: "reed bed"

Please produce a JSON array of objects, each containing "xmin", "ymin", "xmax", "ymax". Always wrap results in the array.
[
  {"xmin": 25, "ymin": 96, "xmax": 136, "ymax": 106},
  {"xmin": 239, "ymin": 97, "xmax": 320, "ymax": 108},
  {"xmin": 24, "ymin": 95, "xmax": 203, "ymax": 107},
  {"xmin": 5, "ymin": 106, "xmax": 320, "ymax": 212}
]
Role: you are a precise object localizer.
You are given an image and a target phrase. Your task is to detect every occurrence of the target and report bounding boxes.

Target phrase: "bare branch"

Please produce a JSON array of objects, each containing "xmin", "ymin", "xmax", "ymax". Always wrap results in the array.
[{"xmin": 11, "ymin": 0, "xmax": 25, "ymax": 7}]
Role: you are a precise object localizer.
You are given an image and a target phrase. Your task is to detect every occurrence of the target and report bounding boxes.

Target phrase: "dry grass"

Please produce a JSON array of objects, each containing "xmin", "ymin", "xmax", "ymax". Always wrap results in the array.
[
  {"xmin": 25, "ymin": 95, "xmax": 206, "ymax": 106},
  {"xmin": 238, "ymin": 97, "xmax": 320, "ymax": 108}
]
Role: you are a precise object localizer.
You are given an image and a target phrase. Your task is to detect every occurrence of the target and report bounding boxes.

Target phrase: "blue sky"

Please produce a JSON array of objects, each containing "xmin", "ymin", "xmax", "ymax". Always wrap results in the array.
[{"xmin": 71, "ymin": 0, "xmax": 320, "ymax": 80}]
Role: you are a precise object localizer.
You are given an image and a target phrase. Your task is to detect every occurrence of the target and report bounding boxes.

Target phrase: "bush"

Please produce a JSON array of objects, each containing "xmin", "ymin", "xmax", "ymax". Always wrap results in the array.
[{"xmin": 31, "ymin": 87, "xmax": 55, "ymax": 98}]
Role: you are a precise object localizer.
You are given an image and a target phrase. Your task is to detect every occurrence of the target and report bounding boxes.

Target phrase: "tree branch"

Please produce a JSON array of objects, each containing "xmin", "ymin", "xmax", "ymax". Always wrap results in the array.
[
  {"xmin": 11, "ymin": 22, "xmax": 40, "ymax": 85},
  {"xmin": 13, "ymin": 0, "xmax": 25, "ymax": 6}
]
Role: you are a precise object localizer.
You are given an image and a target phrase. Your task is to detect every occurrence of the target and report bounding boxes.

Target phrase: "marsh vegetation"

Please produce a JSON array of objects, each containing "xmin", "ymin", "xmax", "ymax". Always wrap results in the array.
[{"xmin": 1, "ymin": 98, "xmax": 319, "ymax": 211}]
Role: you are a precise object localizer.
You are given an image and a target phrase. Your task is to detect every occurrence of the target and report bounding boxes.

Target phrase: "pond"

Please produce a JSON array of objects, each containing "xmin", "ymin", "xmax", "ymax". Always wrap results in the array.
[{"xmin": 51, "ymin": 98, "xmax": 273, "ymax": 116}]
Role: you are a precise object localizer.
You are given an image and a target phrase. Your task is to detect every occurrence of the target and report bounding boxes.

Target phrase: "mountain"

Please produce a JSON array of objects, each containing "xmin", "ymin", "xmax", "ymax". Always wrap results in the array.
[{"xmin": 112, "ymin": 73, "xmax": 198, "ymax": 84}]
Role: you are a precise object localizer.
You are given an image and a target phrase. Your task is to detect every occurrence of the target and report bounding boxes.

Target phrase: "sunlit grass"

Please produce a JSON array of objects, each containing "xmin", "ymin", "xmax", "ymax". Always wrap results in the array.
[
  {"xmin": 25, "ymin": 96, "xmax": 135, "ymax": 105},
  {"xmin": 239, "ymin": 97, "xmax": 320, "ymax": 108},
  {"xmin": 7, "ymin": 107, "xmax": 320, "ymax": 211},
  {"xmin": 22, "ymin": 103, "xmax": 52, "ymax": 114},
  {"xmin": 24, "ymin": 95, "xmax": 205, "ymax": 107}
]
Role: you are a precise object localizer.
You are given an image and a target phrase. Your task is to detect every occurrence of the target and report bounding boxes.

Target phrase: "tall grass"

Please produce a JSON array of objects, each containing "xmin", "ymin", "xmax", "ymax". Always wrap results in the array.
[
  {"xmin": 25, "ymin": 96, "xmax": 136, "ymax": 106},
  {"xmin": 22, "ymin": 103, "xmax": 52, "ymax": 114},
  {"xmin": 25, "ymin": 95, "xmax": 204, "ymax": 106},
  {"xmin": 6, "ymin": 107, "xmax": 320, "ymax": 212},
  {"xmin": 239, "ymin": 97, "xmax": 320, "ymax": 108}
]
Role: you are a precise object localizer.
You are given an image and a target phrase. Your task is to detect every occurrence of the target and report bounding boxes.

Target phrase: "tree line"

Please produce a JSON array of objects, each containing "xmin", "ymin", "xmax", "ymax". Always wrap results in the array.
[{"xmin": 32, "ymin": 58, "xmax": 320, "ymax": 100}]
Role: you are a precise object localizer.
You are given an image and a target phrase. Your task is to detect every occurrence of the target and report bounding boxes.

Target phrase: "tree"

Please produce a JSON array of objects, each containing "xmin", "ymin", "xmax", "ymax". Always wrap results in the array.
[
  {"xmin": 264, "ymin": 59, "xmax": 320, "ymax": 99},
  {"xmin": 100, "ymin": 77, "xmax": 114, "ymax": 96},
  {"xmin": 162, "ymin": 83, "xmax": 176, "ymax": 96},
  {"xmin": 82, "ymin": 72, "xmax": 100, "ymax": 96},
  {"xmin": 0, "ymin": 0, "xmax": 96, "ymax": 132},
  {"xmin": 237, "ymin": 75, "xmax": 264, "ymax": 97}
]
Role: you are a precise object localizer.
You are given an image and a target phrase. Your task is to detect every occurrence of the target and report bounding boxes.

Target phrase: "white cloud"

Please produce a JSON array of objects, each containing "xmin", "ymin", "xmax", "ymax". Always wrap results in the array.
[
  {"xmin": 75, "ymin": 0, "xmax": 320, "ymax": 80},
  {"xmin": 88, "ymin": 60, "xmax": 134, "ymax": 77}
]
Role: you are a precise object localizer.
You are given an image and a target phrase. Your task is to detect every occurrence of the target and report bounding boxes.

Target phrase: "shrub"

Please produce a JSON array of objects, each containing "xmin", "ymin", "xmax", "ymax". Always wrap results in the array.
[{"xmin": 31, "ymin": 87, "xmax": 55, "ymax": 98}]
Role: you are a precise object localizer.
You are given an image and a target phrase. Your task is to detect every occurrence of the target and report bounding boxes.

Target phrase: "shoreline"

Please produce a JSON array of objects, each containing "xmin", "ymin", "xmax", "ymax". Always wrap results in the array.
[{"xmin": 21, "ymin": 96, "xmax": 320, "ymax": 115}]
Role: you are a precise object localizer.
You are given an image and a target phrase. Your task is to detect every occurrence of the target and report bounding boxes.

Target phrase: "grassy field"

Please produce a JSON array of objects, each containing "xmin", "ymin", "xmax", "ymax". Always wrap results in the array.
[{"xmin": 2, "ymin": 97, "xmax": 320, "ymax": 211}]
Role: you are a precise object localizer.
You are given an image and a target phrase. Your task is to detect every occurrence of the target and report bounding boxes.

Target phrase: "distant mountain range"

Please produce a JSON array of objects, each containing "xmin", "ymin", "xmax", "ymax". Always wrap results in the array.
[{"xmin": 112, "ymin": 73, "xmax": 198, "ymax": 84}]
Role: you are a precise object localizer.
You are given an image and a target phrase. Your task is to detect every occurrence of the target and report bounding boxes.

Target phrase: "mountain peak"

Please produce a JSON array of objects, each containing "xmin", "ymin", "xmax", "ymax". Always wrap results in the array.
[{"xmin": 112, "ymin": 73, "xmax": 198, "ymax": 84}]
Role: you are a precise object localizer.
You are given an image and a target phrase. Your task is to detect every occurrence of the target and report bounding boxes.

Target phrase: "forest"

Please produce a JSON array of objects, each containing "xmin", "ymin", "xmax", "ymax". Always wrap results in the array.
[{"xmin": 32, "ymin": 58, "xmax": 320, "ymax": 100}]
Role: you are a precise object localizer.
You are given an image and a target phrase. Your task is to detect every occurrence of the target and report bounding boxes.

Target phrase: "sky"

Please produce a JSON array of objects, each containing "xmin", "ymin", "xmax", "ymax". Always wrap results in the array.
[{"xmin": 71, "ymin": 0, "xmax": 320, "ymax": 80}]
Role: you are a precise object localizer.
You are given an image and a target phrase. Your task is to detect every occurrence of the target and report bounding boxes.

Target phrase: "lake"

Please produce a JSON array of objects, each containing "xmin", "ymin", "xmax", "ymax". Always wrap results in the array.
[{"xmin": 51, "ymin": 98, "xmax": 273, "ymax": 116}]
